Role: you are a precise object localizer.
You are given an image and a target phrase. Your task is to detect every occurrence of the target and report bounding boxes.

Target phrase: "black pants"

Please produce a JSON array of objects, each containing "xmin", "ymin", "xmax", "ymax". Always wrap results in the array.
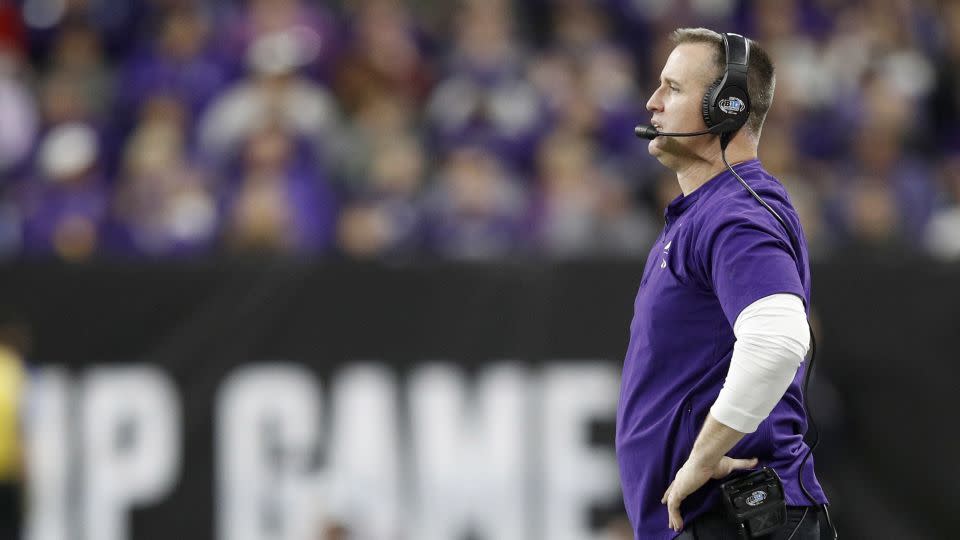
[{"xmin": 675, "ymin": 506, "xmax": 820, "ymax": 540}]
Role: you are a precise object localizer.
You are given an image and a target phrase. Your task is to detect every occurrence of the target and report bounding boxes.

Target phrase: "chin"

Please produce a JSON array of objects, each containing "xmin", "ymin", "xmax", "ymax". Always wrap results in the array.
[
  {"xmin": 647, "ymin": 139, "xmax": 663, "ymax": 157},
  {"xmin": 648, "ymin": 142, "xmax": 679, "ymax": 170},
  {"xmin": 648, "ymin": 141, "xmax": 670, "ymax": 164}
]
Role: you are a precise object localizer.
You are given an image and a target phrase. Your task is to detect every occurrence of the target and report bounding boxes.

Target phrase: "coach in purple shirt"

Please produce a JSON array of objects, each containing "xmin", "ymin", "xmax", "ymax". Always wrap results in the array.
[{"xmin": 616, "ymin": 29, "xmax": 830, "ymax": 539}]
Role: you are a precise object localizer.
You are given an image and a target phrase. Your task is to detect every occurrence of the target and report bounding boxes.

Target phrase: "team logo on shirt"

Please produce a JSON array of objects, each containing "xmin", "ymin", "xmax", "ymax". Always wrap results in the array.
[{"xmin": 660, "ymin": 241, "xmax": 672, "ymax": 269}]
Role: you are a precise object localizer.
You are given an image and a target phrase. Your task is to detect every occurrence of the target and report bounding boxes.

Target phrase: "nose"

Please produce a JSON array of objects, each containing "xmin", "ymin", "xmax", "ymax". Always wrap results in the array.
[{"xmin": 646, "ymin": 86, "xmax": 664, "ymax": 113}]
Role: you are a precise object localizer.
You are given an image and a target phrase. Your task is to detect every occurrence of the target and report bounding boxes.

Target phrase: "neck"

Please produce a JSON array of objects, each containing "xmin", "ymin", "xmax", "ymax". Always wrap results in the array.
[{"xmin": 675, "ymin": 143, "xmax": 757, "ymax": 196}]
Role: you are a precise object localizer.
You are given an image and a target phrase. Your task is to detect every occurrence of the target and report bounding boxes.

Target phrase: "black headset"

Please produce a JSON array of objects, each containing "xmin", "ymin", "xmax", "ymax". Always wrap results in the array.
[{"xmin": 702, "ymin": 32, "xmax": 751, "ymax": 147}]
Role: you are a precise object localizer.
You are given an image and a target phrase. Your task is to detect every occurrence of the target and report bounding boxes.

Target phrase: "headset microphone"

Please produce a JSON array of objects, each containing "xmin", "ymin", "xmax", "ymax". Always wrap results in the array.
[{"xmin": 633, "ymin": 119, "xmax": 738, "ymax": 140}]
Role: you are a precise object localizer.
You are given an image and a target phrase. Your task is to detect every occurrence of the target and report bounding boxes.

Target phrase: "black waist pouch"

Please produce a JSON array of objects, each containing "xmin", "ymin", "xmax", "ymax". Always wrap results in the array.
[{"xmin": 720, "ymin": 466, "xmax": 787, "ymax": 538}]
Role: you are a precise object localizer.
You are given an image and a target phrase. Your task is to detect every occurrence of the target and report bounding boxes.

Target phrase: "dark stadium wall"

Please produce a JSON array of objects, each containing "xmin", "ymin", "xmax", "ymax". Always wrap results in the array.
[{"xmin": 1, "ymin": 259, "xmax": 958, "ymax": 540}]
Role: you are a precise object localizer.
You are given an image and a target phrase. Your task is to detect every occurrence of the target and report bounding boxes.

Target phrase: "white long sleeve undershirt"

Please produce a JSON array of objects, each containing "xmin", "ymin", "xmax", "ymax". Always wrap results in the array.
[{"xmin": 709, "ymin": 293, "xmax": 810, "ymax": 434}]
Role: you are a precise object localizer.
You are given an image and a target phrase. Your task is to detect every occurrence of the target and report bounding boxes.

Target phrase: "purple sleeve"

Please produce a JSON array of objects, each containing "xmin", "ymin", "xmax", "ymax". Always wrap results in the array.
[{"xmin": 701, "ymin": 218, "xmax": 805, "ymax": 326}]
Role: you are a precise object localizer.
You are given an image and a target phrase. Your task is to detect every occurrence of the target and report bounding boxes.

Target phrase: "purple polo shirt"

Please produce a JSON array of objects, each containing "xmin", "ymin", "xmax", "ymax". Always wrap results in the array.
[{"xmin": 616, "ymin": 159, "xmax": 827, "ymax": 540}]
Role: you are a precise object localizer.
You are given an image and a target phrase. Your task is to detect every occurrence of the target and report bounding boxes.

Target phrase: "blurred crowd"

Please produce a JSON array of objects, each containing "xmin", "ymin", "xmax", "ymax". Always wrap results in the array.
[{"xmin": 0, "ymin": 0, "xmax": 959, "ymax": 262}]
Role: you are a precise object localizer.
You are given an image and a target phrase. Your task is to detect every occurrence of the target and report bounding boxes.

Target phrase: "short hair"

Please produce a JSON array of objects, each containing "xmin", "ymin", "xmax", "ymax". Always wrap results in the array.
[{"xmin": 669, "ymin": 28, "xmax": 776, "ymax": 137}]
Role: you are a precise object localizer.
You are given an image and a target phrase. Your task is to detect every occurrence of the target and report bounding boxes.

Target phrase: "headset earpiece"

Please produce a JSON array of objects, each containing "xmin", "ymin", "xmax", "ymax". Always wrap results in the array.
[
  {"xmin": 703, "ymin": 33, "xmax": 752, "ymax": 137},
  {"xmin": 701, "ymin": 78, "xmax": 723, "ymax": 129}
]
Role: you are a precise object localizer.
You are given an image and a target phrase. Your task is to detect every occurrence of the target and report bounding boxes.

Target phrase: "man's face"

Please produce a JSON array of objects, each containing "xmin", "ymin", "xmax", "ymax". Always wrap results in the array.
[{"xmin": 645, "ymin": 43, "xmax": 719, "ymax": 166}]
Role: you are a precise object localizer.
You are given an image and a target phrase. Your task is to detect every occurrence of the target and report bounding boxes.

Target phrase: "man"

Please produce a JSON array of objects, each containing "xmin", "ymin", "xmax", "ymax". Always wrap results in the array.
[{"xmin": 615, "ymin": 28, "xmax": 829, "ymax": 539}]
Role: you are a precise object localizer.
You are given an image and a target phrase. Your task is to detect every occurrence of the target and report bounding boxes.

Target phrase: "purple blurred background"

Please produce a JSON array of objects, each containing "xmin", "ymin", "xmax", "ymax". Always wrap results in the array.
[{"xmin": 1, "ymin": 0, "xmax": 957, "ymax": 263}]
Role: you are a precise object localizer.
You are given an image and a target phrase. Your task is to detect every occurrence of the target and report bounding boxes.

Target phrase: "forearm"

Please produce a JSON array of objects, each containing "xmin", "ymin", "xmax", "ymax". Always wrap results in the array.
[{"xmin": 688, "ymin": 413, "xmax": 747, "ymax": 467}]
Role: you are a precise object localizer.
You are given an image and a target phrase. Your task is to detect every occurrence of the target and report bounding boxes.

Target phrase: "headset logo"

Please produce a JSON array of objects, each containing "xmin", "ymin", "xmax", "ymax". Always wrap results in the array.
[
  {"xmin": 746, "ymin": 490, "xmax": 768, "ymax": 507},
  {"xmin": 719, "ymin": 96, "xmax": 746, "ymax": 115}
]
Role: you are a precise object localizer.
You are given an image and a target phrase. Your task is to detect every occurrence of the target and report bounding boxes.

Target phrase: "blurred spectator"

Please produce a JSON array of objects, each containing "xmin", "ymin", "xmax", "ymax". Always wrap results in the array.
[
  {"xmin": 331, "ymin": 92, "xmax": 425, "ymax": 261},
  {"xmin": 421, "ymin": 146, "xmax": 528, "ymax": 259},
  {"xmin": 425, "ymin": 0, "xmax": 549, "ymax": 171},
  {"xmin": 591, "ymin": 171, "xmax": 656, "ymax": 256},
  {"xmin": 220, "ymin": 0, "xmax": 341, "ymax": 81},
  {"xmin": 334, "ymin": 94, "xmax": 419, "ymax": 190},
  {"xmin": 826, "ymin": 115, "xmax": 936, "ymax": 248},
  {"xmin": 116, "ymin": 5, "xmax": 230, "ymax": 131},
  {"xmin": 845, "ymin": 178, "xmax": 901, "ymax": 249},
  {"xmin": 41, "ymin": 22, "xmax": 112, "ymax": 122},
  {"xmin": 547, "ymin": 0, "xmax": 621, "ymax": 67},
  {"xmin": 33, "ymin": 24, "xmax": 110, "ymax": 188},
  {"xmin": 222, "ymin": 125, "xmax": 337, "ymax": 255},
  {"xmin": 529, "ymin": 46, "xmax": 645, "ymax": 160},
  {"xmin": 38, "ymin": 69, "xmax": 94, "ymax": 129},
  {"xmin": 197, "ymin": 32, "xmax": 342, "ymax": 168},
  {"xmin": 337, "ymin": 134, "xmax": 426, "ymax": 259},
  {"xmin": 106, "ymin": 95, "xmax": 218, "ymax": 258},
  {"xmin": 17, "ymin": 123, "xmax": 108, "ymax": 261},
  {"xmin": 578, "ymin": 46, "xmax": 646, "ymax": 157},
  {"xmin": 0, "ymin": 46, "xmax": 36, "ymax": 178},
  {"xmin": 334, "ymin": 0, "xmax": 434, "ymax": 115},
  {"xmin": 526, "ymin": 51, "xmax": 577, "ymax": 122},
  {"xmin": 532, "ymin": 131, "xmax": 651, "ymax": 257}
]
